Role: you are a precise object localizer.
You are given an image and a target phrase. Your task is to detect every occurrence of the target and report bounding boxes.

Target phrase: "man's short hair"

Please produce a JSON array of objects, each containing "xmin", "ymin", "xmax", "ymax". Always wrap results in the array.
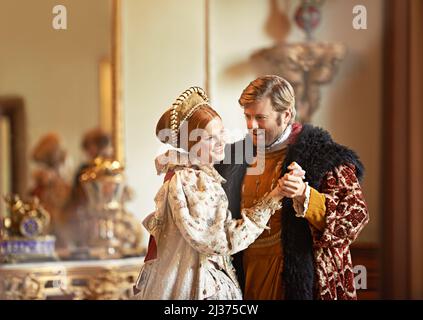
[{"xmin": 239, "ymin": 75, "xmax": 296, "ymax": 124}]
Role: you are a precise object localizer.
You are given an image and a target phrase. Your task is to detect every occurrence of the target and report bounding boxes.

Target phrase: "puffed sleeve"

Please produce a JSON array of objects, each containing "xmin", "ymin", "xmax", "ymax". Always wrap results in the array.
[
  {"xmin": 168, "ymin": 168, "xmax": 282, "ymax": 256},
  {"xmin": 142, "ymin": 181, "xmax": 170, "ymax": 240},
  {"xmin": 312, "ymin": 164, "xmax": 369, "ymax": 248}
]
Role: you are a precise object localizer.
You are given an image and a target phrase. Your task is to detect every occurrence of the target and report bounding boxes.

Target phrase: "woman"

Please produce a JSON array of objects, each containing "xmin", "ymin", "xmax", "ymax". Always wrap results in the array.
[{"xmin": 133, "ymin": 87, "xmax": 285, "ymax": 300}]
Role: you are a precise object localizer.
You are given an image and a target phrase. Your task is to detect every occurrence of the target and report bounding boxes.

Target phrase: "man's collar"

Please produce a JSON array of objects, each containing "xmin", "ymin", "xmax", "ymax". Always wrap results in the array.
[{"xmin": 264, "ymin": 124, "xmax": 293, "ymax": 153}]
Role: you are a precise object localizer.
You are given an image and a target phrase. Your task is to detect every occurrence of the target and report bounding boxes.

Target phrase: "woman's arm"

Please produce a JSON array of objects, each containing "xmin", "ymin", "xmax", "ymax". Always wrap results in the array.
[{"xmin": 168, "ymin": 168, "xmax": 282, "ymax": 256}]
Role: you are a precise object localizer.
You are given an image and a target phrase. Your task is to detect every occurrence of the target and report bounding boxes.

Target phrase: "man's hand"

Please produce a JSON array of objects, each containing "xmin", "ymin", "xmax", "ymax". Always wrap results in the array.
[
  {"xmin": 287, "ymin": 162, "xmax": 306, "ymax": 180},
  {"xmin": 278, "ymin": 162, "xmax": 307, "ymax": 203}
]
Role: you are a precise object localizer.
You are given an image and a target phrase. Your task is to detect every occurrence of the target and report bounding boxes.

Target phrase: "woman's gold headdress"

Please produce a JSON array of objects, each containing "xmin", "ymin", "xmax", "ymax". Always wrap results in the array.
[{"xmin": 169, "ymin": 86, "xmax": 210, "ymax": 147}]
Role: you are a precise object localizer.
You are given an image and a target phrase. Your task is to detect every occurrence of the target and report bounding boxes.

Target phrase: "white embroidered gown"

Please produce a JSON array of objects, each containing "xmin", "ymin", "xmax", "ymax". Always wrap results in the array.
[{"xmin": 133, "ymin": 157, "xmax": 281, "ymax": 300}]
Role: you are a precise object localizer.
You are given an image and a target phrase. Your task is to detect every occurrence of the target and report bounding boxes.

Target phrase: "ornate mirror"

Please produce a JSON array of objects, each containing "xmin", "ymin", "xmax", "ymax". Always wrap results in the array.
[{"xmin": 0, "ymin": 0, "xmax": 142, "ymax": 262}]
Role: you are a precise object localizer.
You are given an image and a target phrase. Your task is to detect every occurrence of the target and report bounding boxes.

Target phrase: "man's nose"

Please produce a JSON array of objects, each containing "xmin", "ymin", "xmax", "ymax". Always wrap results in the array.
[{"xmin": 247, "ymin": 118, "xmax": 259, "ymax": 130}]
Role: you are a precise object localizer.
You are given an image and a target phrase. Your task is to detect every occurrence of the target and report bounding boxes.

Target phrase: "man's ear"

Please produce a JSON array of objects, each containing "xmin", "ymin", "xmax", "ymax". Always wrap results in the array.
[{"xmin": 282, "ymin": 109, "xmax": 292, "ymax": 125}]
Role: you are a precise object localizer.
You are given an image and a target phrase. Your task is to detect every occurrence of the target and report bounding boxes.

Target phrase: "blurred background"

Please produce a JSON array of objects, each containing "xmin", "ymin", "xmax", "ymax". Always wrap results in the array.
[{"xmin": 0, "ymin": 0, "xmax": 421, "ymax": 299}]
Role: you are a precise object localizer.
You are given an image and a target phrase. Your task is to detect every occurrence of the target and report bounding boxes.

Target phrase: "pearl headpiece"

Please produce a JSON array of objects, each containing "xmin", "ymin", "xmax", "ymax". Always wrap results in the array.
[{"xmin": 169, "ymin": 86, "xmax": 210, "ymax": 147}]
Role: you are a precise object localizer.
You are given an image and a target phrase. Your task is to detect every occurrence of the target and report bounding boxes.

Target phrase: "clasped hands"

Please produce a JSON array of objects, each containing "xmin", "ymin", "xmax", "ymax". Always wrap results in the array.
[{"xmin": 269, "ymin": 162, "xmax": 307, "ymax": 204}]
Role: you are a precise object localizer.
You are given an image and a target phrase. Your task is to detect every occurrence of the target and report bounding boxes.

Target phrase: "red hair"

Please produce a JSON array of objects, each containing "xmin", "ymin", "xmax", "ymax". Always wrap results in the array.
[{"xmin": 156, "ymin": 106, "xmax": 221, "ymax": 151}]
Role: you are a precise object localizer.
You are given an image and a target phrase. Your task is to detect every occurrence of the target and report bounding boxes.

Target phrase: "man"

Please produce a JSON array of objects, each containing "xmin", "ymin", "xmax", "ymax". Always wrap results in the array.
[{"xmin": 215, "ymin": 75, "xmax": 369, "ymax": 300}]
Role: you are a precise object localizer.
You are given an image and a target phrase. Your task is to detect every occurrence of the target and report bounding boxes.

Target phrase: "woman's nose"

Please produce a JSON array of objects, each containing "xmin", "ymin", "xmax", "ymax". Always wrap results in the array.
[{"xmin": 216, "ymin": 135, "xmax": 225, "ymax": 146}]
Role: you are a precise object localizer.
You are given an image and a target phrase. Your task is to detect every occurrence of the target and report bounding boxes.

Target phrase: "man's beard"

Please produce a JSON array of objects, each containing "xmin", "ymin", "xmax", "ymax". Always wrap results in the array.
[{"xmin": 265, "ymin": 113, "xmax": 285, "ymax": 147}]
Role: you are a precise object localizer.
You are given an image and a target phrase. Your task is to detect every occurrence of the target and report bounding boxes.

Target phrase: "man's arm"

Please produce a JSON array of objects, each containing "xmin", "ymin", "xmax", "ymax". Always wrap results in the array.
[{"xmin": 280, "ymin": 163, "xmax": 369, "ymax": 247}]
